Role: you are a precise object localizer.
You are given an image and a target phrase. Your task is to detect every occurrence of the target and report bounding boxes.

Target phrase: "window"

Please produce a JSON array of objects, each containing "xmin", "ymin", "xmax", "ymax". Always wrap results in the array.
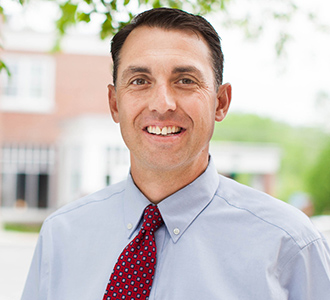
[
  {"xmin": 0, "ymin": 54, "xmax": 56, "ymax": 113},
  {"xmin": 1, "ymin": 144, "xmax": 55, "ymax": 208}
]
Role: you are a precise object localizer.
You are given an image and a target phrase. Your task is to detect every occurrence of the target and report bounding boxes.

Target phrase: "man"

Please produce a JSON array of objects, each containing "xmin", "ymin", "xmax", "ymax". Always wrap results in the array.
[{"xmin": 22, "ymin": 8, "xmax": 330, "ymax": 300}]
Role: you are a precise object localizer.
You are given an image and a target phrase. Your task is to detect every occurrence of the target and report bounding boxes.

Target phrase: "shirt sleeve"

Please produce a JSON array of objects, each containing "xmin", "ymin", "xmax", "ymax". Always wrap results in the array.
[
  {"xmin": 21, "ymin": 227, "xmax": 49, "ymax": 300},
  {"xmin": 279, "ymin": 237, "xmax": 330, "ymax": 300}
]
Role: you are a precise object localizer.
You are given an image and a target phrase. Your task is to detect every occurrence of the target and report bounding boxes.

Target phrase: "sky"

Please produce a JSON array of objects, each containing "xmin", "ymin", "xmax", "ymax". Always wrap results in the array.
[{"xmin": 2, "ymin": 0, "xmax": 330, "ymax": 128}]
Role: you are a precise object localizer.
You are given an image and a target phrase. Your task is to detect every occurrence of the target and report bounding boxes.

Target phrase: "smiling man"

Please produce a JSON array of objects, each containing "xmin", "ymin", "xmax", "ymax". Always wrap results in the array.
[
  {"xmin": 22, "ymin": 8, "xmax": 330, "ymax": 300},
  {"xmin": 108, "ymin": 25, "xmax": 231, "ymax": 203}
]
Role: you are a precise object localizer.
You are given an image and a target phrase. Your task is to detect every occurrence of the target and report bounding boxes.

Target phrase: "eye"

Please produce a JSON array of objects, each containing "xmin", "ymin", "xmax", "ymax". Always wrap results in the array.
[
  {"xmin": 131, "ymin": 78, "xmax": 148, "ymax": 85},
  {"xmin": 177, "ymin": 78, "xmax": 195, "ymax": 85}
]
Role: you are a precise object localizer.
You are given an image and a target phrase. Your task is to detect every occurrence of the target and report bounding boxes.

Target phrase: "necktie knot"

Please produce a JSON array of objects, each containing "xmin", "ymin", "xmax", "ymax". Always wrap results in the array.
[{"xmin": 141, "ymin": 205, "xmax": 164, "ymax": 233}]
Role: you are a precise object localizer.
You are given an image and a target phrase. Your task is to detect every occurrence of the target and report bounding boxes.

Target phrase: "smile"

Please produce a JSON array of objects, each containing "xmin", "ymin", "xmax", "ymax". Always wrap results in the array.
[{"xmin": 146, "ymin": 126, "xmax": 182, "ymax": 136}]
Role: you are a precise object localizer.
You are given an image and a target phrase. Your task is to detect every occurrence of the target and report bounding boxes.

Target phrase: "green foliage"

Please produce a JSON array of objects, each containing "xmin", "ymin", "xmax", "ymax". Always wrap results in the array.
[
  {"xmin": 307, "ymin": 142, "xmax": 330, "ymax": 214},
  {"xmin": 43, "ymin": 0, "xmax": 226, "ymax": 51},
  {"xmin": 52, "ymin": 0, "xmax": 225, "ymax": 42},
  {"xmin": 213, "ymin": 113, "xmax": 330, "ymax": 203},
  {"xmin": 0, "ymin": 60, "xmax": 11, "ymax": 76},
  {"xmin": 56, "ymin": 1, "xmax": 78, "ymax": 35}
]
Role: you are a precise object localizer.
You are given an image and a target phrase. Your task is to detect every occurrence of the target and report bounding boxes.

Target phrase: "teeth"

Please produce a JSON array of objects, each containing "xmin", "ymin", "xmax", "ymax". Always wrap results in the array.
[
  {"xmin": 147, "ymin": 126, "xmax": 181, "ymax": 136},
  {"xmin": 161, "ymin": 127, "xmax": 167, "ymax": 135}
]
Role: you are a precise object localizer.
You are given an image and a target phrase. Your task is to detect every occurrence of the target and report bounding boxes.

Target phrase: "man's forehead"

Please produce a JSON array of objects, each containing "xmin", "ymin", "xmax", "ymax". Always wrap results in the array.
[
  {"xmin": 119, "ymin": 27, "xmax": 211, "ymax": 63},
  {"xmin": 120, "ymin": 26, "xmax": 208, "ymax": 57}
]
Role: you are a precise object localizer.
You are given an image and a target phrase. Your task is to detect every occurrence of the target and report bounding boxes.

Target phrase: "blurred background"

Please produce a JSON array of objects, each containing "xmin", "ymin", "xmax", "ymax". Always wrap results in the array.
[{"xmin": 0, "ymin": 0, "xmax": 330, "ymax": 299}]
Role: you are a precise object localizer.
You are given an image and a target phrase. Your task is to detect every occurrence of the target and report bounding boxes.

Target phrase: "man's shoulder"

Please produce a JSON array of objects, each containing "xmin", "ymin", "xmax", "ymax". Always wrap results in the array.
[
  {"xmin": 215, "ymin": 174, "xmax": 322, "ymax": 249},
  {"xmin": 44, "ymin": 180, "xmax": 127, "ymax": 224}
]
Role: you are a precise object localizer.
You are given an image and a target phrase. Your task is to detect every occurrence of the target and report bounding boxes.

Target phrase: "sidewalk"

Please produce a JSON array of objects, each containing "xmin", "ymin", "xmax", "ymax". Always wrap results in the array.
[{"xmin": 0, "ymin": 228, "xmax": 38, "ymax": 300}]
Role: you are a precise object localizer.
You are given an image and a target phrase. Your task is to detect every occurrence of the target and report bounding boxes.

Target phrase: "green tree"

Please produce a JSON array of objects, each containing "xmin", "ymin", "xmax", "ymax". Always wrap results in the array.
[
  {"xmin": 307, "ymin": 142, "xmax": 330, "ymax": 215},
  {"xmin": 213, "ymin": 113, "xmax": 330, "ymax": 202}
]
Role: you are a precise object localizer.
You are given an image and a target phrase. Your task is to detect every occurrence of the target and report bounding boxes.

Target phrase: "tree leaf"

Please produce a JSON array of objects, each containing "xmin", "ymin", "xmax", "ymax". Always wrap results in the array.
[
  {"xmin": 56, "ymin": 1, "xmax": 78, "ymax": 35},
  {"xmin": 0, "ymin": 60, "xmax": 11, "ymax": 76},
  {"xmin": 110, "ymin": 0, "xmax": 117, "ymax": 11},
  {"xmin": 77, "ymin": 12, "xmax": 91, "ymax": 23},
  {"xmin": 100, "ymin": 13, "xmax": 115, "ymax": 39}
]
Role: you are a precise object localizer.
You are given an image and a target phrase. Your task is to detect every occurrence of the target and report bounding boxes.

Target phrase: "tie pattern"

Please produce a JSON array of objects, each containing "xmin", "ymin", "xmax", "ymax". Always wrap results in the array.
[{"xmin": 103, "ymin": 205, "xmax": 164, "ymax": 300}]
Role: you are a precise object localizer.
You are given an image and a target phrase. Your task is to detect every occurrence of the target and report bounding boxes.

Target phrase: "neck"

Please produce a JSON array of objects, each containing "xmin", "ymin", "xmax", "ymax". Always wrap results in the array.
[{"xmin": 130, "ymin": 154, "xmax": 209, "ymax": 204}]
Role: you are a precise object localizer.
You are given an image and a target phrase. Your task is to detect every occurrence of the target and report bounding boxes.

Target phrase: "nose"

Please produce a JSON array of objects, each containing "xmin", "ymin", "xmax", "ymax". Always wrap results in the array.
[{"xmin": 148, "ymin": 83, "xmax": 176, "ymax": 114}]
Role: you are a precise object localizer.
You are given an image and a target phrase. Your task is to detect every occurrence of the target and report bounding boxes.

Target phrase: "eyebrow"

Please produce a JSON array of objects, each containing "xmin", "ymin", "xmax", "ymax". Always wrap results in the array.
[
  {"xmin": 172, "ymin": 66, "xmax": 201, "ymax": 75},
  {"xmin": 121, "ymin": 66, "xmax": 151, "ymax": 80},
  {"xmin": 172, "ymin": 65, "xmax": 205, "ymax": 81}
]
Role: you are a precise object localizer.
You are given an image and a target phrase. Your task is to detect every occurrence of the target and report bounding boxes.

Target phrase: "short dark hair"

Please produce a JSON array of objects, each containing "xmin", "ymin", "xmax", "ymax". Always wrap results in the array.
[{"xmin": 111, "ymin": 8, "xmax": 224, "ymax": 88}]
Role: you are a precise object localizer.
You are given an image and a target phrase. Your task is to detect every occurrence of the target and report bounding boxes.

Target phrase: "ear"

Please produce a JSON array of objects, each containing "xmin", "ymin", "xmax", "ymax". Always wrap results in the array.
[
  {"xmin": 215, "ymin": 83, "xmax": 232, "ymax": 122},
  {"xmin": 108, "ymin": 84, "xmax": 120, "ymax": 123}
]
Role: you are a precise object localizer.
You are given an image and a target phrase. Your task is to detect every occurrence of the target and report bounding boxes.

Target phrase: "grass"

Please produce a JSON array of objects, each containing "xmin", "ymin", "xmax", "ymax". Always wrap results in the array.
[{"xmin": 4, "ymin": 223, "xmax": 42, "ymax": 233}]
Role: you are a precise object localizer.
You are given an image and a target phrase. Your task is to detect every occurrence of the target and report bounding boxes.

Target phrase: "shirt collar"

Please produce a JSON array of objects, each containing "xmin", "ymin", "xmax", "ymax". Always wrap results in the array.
[
  {"xmin": 123, "ymin": 156, "xmax": 219, "ymax": 243},
  {"xmin": 124, "ymin": 176, "xmax": 151, "ymax": 239}
]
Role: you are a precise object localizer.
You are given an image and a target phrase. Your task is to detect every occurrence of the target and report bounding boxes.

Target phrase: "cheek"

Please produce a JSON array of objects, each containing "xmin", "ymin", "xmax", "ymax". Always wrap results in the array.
[
  {"xmin": 181, "ymin": 92, "xmax": 216, "ymax": 120},
  {"xmin": 117, "ymin": 95, "xmax": 145, "ymax": 122}
]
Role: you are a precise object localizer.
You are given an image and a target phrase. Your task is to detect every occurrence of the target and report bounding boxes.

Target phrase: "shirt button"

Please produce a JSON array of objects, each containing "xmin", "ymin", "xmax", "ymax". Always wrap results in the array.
[
  {"xmin": 173, "ymin": 228, "xmax": 180, "ymax": 235},
  {"xmin": 127, "ymin": 223, "xmax": 133, "ymax": 230}
]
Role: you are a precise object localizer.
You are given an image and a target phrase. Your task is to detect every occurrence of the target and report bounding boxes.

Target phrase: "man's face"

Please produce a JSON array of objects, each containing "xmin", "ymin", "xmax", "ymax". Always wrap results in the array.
[{"xmin": 108, "ymin": 26, "xmax": 231, "ymax": 174}]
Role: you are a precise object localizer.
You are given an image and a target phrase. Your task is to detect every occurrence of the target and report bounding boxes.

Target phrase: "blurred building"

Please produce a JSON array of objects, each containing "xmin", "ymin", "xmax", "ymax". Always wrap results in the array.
[
  {"xmin": 0, "ymin": 27, "xmax": 127, "ymax": 223},
  {"xmin": 0, "ymin": 27, "xmax": 281, "ymax": 224}
]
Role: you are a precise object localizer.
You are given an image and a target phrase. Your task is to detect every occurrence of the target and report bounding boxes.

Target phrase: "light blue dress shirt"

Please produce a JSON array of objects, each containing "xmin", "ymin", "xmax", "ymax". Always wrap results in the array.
[{"xmin": 22, "ymin": 158, "xmax": 330, "ymax": 299}]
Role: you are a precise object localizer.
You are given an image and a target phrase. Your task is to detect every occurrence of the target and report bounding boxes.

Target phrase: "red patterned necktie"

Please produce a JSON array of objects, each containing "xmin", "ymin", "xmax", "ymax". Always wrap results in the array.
[{"xmin": 103, "ymin": 204, "xmax": 164, "ymax": 300}]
